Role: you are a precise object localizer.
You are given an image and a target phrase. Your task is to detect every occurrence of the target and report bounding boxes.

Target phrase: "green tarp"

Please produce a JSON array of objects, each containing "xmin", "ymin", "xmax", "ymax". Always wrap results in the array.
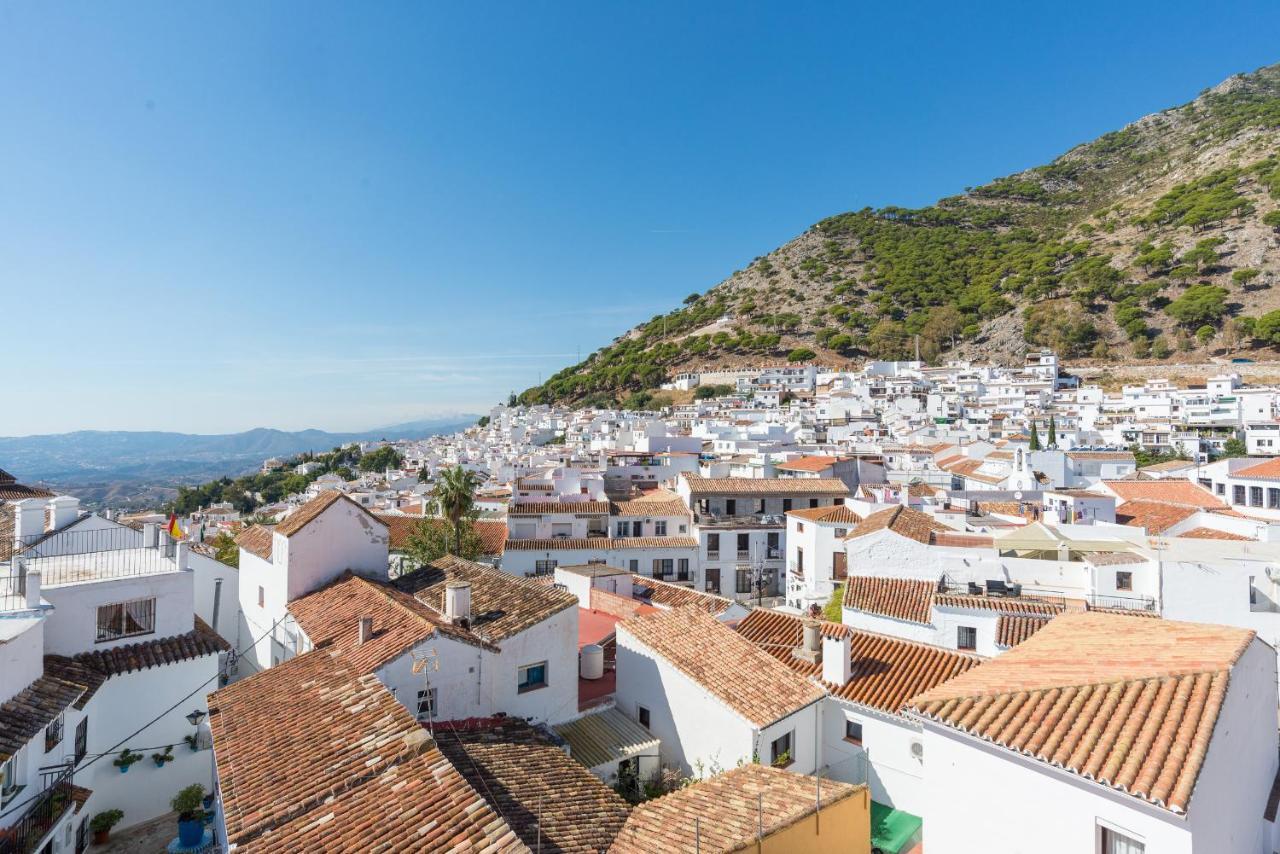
[{"xmin": 870, "ymin": 801, "xmax": 922, "ymax": 854}]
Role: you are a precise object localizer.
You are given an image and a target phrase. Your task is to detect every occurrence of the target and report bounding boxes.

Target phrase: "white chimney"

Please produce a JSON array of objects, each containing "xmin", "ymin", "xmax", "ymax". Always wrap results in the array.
[
  {"xmin": 24, "ymin": 567, "xmax": 41, "ymax": 610},
  {"xmin": 48, "ymin": 496, "xmax": 80, "ymax": 532},
  {"xmin": 357, "ymin": 616, "xmax": 373, "ymax": 645},
  {"xmin": 445, "ymin": 580, "xmax": 472, "ymax": 625},
  {"xmin": 822, "ymin": 631, "xmax": 852, "ymax": 686},
  {"xmin": 13, "ymin": 499, "xmax": 45, "ymax": 545},
  {"xmin": 793, "ymin": 619, "xmax": 822, "ymax": 665}
]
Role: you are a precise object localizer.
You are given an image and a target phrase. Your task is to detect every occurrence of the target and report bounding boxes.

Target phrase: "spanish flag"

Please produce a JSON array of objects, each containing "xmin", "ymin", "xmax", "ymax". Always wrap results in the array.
[{"xmin": 167, "ymin": 513, "xmax": 185, "ymax": 540}]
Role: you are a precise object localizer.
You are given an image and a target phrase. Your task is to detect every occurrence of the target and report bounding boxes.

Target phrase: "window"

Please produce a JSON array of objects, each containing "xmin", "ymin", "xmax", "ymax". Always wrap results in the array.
[
  {"xmin": 45, "ymin": 714, "xmax": 63, "ymax": 753},
  {"xmin": 535, "ymin": 559, "xmax": 558, "ymax": 574},
  {"xmin": 770, "ymin": 731, "xmax": 793, "ymax": 767},
  {"xmin": 415, "ymin": 688, "xmax": 437, "ymax": 720},
  {"xmin": 637, "ymin": 705, "xmax": 651, "ymax": 729},
  {"xmin": 652, "ymin": 558, "xmax": 673, "ymax": 577},
  {"xmin": 74, "ymin": 717, "xmax": 88, "ymax": 764},
  {"xmin": 707, "ymin": 533, "xmax": 720, "ymax": 556},
  {"xmin": 705, "ymin": 568, "xmax": 720, "ymax": 594},
  {"xmin": 725, "ymin": 499, "xmax": 736, "ymax": 516},
  {"xmin": 796, "ymin": 548, "xmax": 804, "ymax": 573},
  {"xmin": 833, "ymin": 528, "xmax": 847, "ymax": 538},
  {"xmin": 1100, "ymin": 826, "xmax": 1144, "ymax": 853},
  {"xmin": 678, "ymin": 524, "xmax": 687, "ymax": 533},
  {"xmin": 76, "ymin": 818, "xmax": 88, "ymax": 854},
  {"xmin": 655, "ymin": 521, "xmax": 667, "ymax": 536},
  {"xmin": 957, "ymin": 626, "xmax": 977, "ymax": 650},
  {"xmin": 1270, "ymin": 489, "xmax": 1280, "ymax": 510},
  {"xmin": 95, "ymin": 598, "xmax": 156, "ymax": 642},
  {"xmin": 258, "ymin": 586, "xmax": 265, "ymax": 608},
  {"xmin": 844, "ymin": 719, "xmax": 863, "ymax": 746},
  {"xmin": 677, "ymin": 558, "xmax": 689, "ymax": 581},
  {"xmin": 1, "ymin": 755, "xmax": 17, "ymax": 801},
  {"xmin": 629, "ymin": 559, "xmax": 638, "ymax": 573},
  {"xmin": 1233, "ymin": 485, "xmax": 1246, "ymax": 505},
  {"xmin": 737, "ymin": 533, "xmax": 750, "ymax": 556},
  {"xmin": 782, "ymin": 499, "xmax": 792, "ymax": 512},
  {"xmin": 616, "ymin": 521, "xmax": 631, "ymax": 537},
  {"xmin": 809, "ymin": 498, "xmax": 819, "ymax": 508},
  {"xmin": 1251, "ymin": 486, "xmax": 1264, "ymax": 507},
  {"xmin": 736, "ymin": 569, "xmax": 751, "ymax": 594},
  {"xmin": 1216, "ymin": 482, "xmax": 1225, "ymax": 495},
  {"xmin": 1250, "ymin": 576, "xmax": 1258, "ymax": 606},
  {"xmin": 1115, "ymin": 571, "xmax": 1133, "ymax": 591},
  {"xmin": 796, "ymin": 522, "xmax": 805, "ymax": 533},
  {"xmin": 518, "ymin": 661, "xmax": 548, "ymax": 693},
  {"xmin": 767, "ymin": 532, "xmax": 780, "ymax": 558}
]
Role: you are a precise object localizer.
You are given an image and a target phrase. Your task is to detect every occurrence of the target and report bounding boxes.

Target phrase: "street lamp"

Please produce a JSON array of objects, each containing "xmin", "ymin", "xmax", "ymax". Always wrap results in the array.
[{"xmin": 185, "ymin": 709, "xmax": 207, "ymax": 728}]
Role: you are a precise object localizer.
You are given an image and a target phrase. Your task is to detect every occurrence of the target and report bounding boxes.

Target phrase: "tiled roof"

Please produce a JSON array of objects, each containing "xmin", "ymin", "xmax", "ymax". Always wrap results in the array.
[
  {"xmin": 1231, "ymin": 457, "xmax": 1280, "ymax": 480},
  {"xmin": 632, "ymin": 576, "xmax": 736, "ymax": 615},
  {"xmin": 393, "ymin": 555, "xmax": 577, "ymax": 643},
  {"xmin": 845, "ymin": 505, "xmax": 950, "ymax": 545},
  {"xmin": 1178, "ymin": 526, "xmax": 1251, "ymax": 541},
  {"xmin": 209, "ymin": 650, "xmax": 523, "ymax": 852},
  {"xmin": 1102, "ymin": 479, "xmax": 1224, "ymax": 509},
  {"xmin": 40, "ymin": 657, "xmax": 107, "ymax": 710},
  {"xmin": 842, "ymin": 577, "xmax": 934, "ymax": 625},
  {"xmin": 553, "ymin": 707, "xmax": 660, "ymax": 771},
  {"xmin": 234, "ymin": 524, "xmax": 274, "ymax": 561},
  {"xmin": 504, "ymin": 536, "xmax": 698, "ymax": 551},
  {"xmin": 680, "ymin": 473, "xmax": 849, "ymax": 496},
  {"xmin": 618, "ymin": 606, "xmax": 825, "ymax": 727},
  {"xmin": 933, "ymin": 594, "xmax": 1064, "ymax": 617},
  {"xmin": 609, "ymin": 495, "xmax": 690, "ymax": 517},
  {"xmin": 996, "ymin": 614, "xmax": 1051, "ymax": 647},
  {"xmin": 611, "ymin": 764, "xmax": 863, "ymax": 854},
  {"xmin": 275, "ymin": 490, "xmax": 386, "ymax": 537},
  {"xmin": 1084, "ymin": 551, "xmax": 1149, "ymax": 566},
  {"xmin": 1067, "ymin": 451, "xmax": 1136, "ymax": 461},
  {"xmin": 1115, "ymin": 500, "xmax": 1199, "ymax": 534},
  {"xmin": 290, "ymin": 572, "xmax": 496, "ymax": 673},
  {"xmin": 774, "ymin": 455, "xmax": 840, "ymax": 472},
  {"xmin": 0, "ymin": 468, "xmax": 54, "ymax": 500},
  {"xmin": 1140, "ymin": 460, "xmax": 1198, "ymax": 473},
  {"xmin": 735, "ymin": 609, "xmax": 981, "ymax": 714},
  {"xmin": 0, "ymin": 671, "xmax": 87, "ymax": 763},
  {"xmin": 932, "ymin": 532, "xmax": 995, "ymax": 548},
  {"xmin": 908, "ymin": 613, "xmax": 1255, "ymax": 814},
  {"xmin": 509, "ymin": 501, "xmax": 610, "ymax": 515},
  {"xmin": 70, "ymin": 616, "xmax": 228, "ymax": 677},
  {"xmin": 375, "ymin": 514, "xmax": 509, "ymax": 555},
  {"xmin": 785, "ymin": 505, "xmax": 861, "ymax": 524},
  {"xmin": 434, "ymin": 717, "xmax": 631, "ymax": 852}
]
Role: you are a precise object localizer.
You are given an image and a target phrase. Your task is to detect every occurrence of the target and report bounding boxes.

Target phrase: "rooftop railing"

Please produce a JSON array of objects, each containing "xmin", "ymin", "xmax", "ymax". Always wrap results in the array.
[{"xmin": 3, "ymin": 526, "xmax": 181, "ymax": 592}]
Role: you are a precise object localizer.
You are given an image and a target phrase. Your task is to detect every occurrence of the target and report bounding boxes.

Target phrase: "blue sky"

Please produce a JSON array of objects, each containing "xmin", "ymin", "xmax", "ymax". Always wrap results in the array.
[{"xmin": 3, "ymin": 2, "xmax": 1279, "ymax": 435}]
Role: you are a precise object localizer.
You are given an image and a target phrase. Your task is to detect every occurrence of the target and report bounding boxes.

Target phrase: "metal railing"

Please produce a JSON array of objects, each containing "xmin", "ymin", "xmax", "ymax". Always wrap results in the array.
[
  {"xmin": 936, "ymin": 578, "xmax": 1068, "ymax": 609},
  {"xmin": 1086, "ymin": 592, "xmax": 1158, "ymax": 612},
  {"xmin": 5, "ymin": 527, "xmax": 179, "ymax": 588},
  {"xmin": 0, "ymin": 766, "xmax": 73, "ymax": 854}
]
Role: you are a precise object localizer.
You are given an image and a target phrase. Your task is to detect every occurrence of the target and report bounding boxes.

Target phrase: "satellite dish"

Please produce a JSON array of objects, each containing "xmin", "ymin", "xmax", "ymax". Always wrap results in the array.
[{"xmin": 1013, "ymin": 491, "xmax": 1023, "ymax": 501}]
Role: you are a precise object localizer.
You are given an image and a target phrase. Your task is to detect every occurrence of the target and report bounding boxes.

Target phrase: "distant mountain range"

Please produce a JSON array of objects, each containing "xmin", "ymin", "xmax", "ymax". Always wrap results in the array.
[{"xmin": 0, "ymin": 417, "xmax": 477, "ymax": 508}]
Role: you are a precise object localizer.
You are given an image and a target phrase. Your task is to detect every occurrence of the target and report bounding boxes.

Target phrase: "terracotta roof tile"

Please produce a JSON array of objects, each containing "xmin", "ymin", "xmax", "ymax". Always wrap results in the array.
[
  {"xmin": 210, "ymin": 650, "xmax": 524, "ymax": 852},
  {"xmin": 375, "ymin": 514, "xmax": 509, "ymax": 555},
  {"xmin": 1231, "ymin": 457, "xmax": 1280, "ymax": 480},
  {"xmin": 774, "ymin": 455, "xmax": 840, "ymax": 472},
  {"xmin": 275, "ymin": 490, "xmax": 387, "ymax": 537},
  {"xmin": 611, "ymin": 764, "xmax": 863, "ymax": 853},
  {"xmin": 680, "ymin": 473, "xmax": 849, "ymax": 496},
  {"xmin": 434, "ymin": 718, "xmax": 630, "ymax": 852},
  {"xmin": 509, "ymin": 501, "xmax": 610, "ymax": 515},
  {"xmin": 842, "ymin": 577, "xmax": 934, "ymax": 625},
  {"xmin": 996, "ymin": 614, "xmax": 1051, "ymax": 647},
  {"xmin": 393, "ymin": 555, "xmax": 577, "ymax": 643},
  {"xmin": 234, "ymin": 524, "xmax": 274, "ymax": 561},
  {"xmin": 1115, "ymin": 500, "xmax": 1199, "ymax": 534},
  {"xmin": 609, "ymin": 494, "xmax": 691, "ymax": 517},
  {"xmin": 0, "ymin": 671, "xmax": 87, "ymax": 763},
  {"xmin": 504, "ymin": 536, "xmax": 698, "ymax": 551},
  {"xmin": 619, "ymin": 606, "xmax": 825, "ymax": 727},
  {"xmin": 1102, "ymin": 479, "xmax": 1224, "ymax": 509},
  {"xmin": 1177, "ymin": 526, "xmax": 1251, "ymax": 541},
  {"xmin": 908, "ymin": 612, "xmax": 1255, "ymax": 815},
  {"xmin": 845, "ymin": 506, "xmax": 950, "ymax": 545},
  {"xmin": 1067, "ymin": 451, "xmax": 1136, "ymax": 461},
  {"xmin": 69, "ymin": 616, "xmax": 228, "ymax": 678},
  {"xmin": 933, "ymin": 595, "xmax": 1064, "ymax": 617},
  {"xmin": 632, "ymin": 576, "xmax": 735, "ymax": 615},
  {"xmin": 735, "ymin": 609, "xmax": 981, "ymax": 714},
  {"xmin": 785, "ymin": 505, "xmax": 861, "ymax": 524}
]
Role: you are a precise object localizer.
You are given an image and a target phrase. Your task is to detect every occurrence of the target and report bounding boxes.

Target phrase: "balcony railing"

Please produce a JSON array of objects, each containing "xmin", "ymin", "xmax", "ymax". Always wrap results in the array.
[
  {"xmin": 1086, "ymin": 592, "xmax": 1157, "ymax": 612},
  {"xmin": 0, "ymin": 766, "xmax": 73, "ymax": 854},
  {"xmin": 5, "ymin": 527, "xmax": 180, "ymax": 589}
]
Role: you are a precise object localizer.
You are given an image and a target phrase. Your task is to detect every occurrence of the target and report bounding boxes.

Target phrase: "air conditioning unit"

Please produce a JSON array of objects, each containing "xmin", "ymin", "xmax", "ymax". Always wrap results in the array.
[{"xmin": 909, "ymin": 739, "xmax": 924, "ymax": 761}]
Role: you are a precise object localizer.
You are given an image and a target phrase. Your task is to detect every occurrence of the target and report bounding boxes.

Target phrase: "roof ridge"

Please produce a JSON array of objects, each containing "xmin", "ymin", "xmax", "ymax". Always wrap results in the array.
[{"xmin": 912, "ymin": 666, "xmax": 1236, "ymax": 708}]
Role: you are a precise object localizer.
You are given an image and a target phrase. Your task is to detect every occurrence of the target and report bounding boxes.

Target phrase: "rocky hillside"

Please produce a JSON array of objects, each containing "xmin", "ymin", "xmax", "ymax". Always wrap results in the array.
[{"xmin": 522, "ymin": 63, "xmax": 1280, "ymax": 406}]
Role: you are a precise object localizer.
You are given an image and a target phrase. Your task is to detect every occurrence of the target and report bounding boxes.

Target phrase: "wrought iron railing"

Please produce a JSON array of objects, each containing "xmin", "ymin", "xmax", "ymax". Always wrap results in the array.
[
  {"xmin": 1086, "ymin": 592, "xmax": 1158, "ymax": 612},
  {"xmin": 5, "ymin": 527, "xmax": 180, "ymax": 588},
  {"xmin": 0, "ymin": 766, "xmax": 73, "ymax": 854}
]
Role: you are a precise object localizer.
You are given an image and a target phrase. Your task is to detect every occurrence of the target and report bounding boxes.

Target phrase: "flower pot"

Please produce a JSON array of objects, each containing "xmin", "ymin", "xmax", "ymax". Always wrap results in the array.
[
  {"xmin": 153, "ymin": 757, "xmax": 166, "ymax": 767},
  {"xmin": 177, "ymin": 818, "xmax": 204, "ymax": 847},
  {"xmin": 93, "ymin": 829, "xmax": 110, "ymax": 845},
  {"xmin": 117, "ymin": 763, "xmax": 130, "ymax": 774}
]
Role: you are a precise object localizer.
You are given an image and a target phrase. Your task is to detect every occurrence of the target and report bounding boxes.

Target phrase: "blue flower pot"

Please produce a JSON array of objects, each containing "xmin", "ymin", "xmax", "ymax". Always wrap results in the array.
[
  {"xmin": 118, "ymin": 764, "xmax": 130, "ymax": 774},
  {"xmin": 178, "ymin": 818, "xmax": 204, "ymax": 847}
]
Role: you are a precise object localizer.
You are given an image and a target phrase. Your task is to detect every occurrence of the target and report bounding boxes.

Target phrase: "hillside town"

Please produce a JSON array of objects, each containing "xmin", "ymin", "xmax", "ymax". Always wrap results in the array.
[{"xmin": 7, "ymin": 351, "xmax": 1280, "ymax": 852}]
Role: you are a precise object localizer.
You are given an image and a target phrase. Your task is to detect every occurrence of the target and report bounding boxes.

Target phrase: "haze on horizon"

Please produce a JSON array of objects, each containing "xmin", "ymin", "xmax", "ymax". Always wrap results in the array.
[{"xmin": 3, "ymin": 1, "xmax": 1279, "ymax": 436}]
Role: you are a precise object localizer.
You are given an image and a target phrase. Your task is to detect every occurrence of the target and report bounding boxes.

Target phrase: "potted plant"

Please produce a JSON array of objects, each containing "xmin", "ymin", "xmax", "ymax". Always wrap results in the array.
[
  {"xmin": 172, "ymin": 784, "xmax": 207, "ymax": 848},
  {"xmin": 152, "ymin": 746, "xmax": 174, "ymax": 767},
  {"xmin": 112, "ymin": 749, "xmax": 143, "ymax": 773},
  {"xmin": 90, "ymin": 810, "xmax": 124, "ymax": 844},
  {"xmin": 184, "ymin": 733, "xmax": 200, "ymax": 752}
]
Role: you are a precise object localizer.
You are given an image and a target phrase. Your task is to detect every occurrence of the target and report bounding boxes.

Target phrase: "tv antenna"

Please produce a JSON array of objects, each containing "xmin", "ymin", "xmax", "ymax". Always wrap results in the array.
[{"xmin": 410, "ymin": 647, "xmax": 441, "ymax": 737}]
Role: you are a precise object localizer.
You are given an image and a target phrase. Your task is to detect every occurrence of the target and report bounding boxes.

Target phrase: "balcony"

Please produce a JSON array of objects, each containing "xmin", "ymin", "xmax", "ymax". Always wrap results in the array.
[
  {"xmin": 6, "ymin": 527, "xmax": 183, "ymax": 592},
  {"xmin": 1086, "ymin": 592, "xmax": 1157, "ymax": 612},
  {"xmin": 0, "ymin": 767, "xmax": 73, "ymax": 854},
  {"xmin": 693, "ymin": 512, "xmax": 786, "ymax": 530}
]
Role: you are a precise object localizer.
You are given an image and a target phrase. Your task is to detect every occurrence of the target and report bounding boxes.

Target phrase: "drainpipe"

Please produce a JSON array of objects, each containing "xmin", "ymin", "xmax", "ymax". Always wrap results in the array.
[{"xmin": 211, "ymin": 578, "xmax": 223, "ymax": 637}]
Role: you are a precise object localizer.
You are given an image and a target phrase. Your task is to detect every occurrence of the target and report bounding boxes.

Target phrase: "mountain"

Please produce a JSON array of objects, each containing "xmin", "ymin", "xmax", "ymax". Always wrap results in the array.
[
  {"xmin": 0, "ymin": 418, "xmax": 476, "ymax": 505},
  {"xmin": 521, "ymin": 62, "xmax": 1280, "ymax": 406}
]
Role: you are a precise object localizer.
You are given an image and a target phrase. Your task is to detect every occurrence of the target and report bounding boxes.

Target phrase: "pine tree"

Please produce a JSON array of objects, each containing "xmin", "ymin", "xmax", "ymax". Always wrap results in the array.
[
  {"xmin": 1047, "ymin": 416, "xmax": 1056, "ymax": 448},
  {"xmin": 1029, "ymin": 422, "xmax": 1042, "ymax": 451}
]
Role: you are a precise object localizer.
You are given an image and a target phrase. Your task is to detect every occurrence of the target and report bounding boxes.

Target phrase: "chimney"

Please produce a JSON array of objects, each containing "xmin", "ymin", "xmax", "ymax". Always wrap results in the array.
[
  {"xmin": 445, "ymin": 580, "xmax": 472, "ymax": 626},
  {"xmin": 143, "ymin": 523, "xmax": 159, "ymax": 549},
  {"xmin": 357, "ymin": 616, "xmax": 373, "ymax": 645},
  {"xmin": 24, "ymin": 567, "xmax": 41, "ymax": 610},
  {"xmin": 822, "ymin": 631, "xmax": 852, "ymax": 686},
  {"xmin": 48, "ymin": 496, "xmax": 80, "ymax": 532},
  {"xmin": 13, "ymin": 499, "xmax": 45, "ymax": 545},
  {"xmin": 793, "ymin": 619, "xmax": 822, "ymax": 665},
  {"xmin": 175, "ymin": 540, "xmax": 190, "ymax": 572}
]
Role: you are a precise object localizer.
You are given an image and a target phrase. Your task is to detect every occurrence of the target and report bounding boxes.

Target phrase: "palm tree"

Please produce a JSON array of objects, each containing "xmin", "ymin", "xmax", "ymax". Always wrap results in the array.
[{"xmin": 431, "ymin": 466, "xmax": 480, "ymax": 555}]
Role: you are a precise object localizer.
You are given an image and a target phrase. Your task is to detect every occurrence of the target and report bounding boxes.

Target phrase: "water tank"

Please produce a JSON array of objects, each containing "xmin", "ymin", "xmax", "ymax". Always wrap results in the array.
[{"xmin": 580, "ymin": 644, "xmax": 605, "ymax": 680}]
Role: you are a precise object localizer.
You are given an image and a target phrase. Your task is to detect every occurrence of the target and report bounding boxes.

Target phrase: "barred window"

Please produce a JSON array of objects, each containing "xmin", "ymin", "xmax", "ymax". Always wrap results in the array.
[{"xmin": 96, "ymin": 598, "xmax": 156, "ymax": 643}]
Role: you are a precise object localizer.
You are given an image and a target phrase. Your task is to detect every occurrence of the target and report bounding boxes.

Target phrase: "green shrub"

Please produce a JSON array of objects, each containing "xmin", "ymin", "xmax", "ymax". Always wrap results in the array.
[{"xmin": 787, "ymin": 348, "xmax": 817, "ymax": 363}]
